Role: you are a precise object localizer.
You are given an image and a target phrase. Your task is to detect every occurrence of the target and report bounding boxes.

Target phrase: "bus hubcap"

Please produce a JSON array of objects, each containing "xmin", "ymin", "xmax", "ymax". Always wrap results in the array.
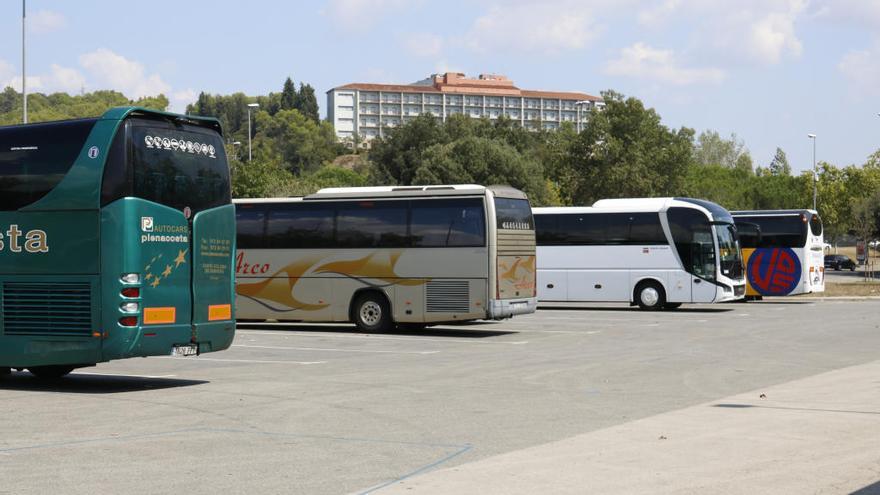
[
  {"xmin": 641, "ymin": 287, "xmax": 659, "ymax": 307},
  {"xmin": 360, "ymin": 302, "xmax": 382, "ymax": 325}
]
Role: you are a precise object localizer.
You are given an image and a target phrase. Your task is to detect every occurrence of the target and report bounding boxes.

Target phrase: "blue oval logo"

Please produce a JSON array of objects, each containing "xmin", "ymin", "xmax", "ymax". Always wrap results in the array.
[{"xmin": 747, "ymin": 247, "xmax": 802, "ymax": 296}]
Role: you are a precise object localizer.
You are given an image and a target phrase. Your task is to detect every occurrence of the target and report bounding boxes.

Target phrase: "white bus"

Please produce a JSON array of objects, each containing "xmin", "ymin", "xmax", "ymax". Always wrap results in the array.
[
  {"xmin": 534, "ymin": 198, "xmax": 746, "ymax": 310},
  {"xmin": 731, "ymin": 209, "xmax": 825, "ymax": 298},
  {"xmin": 235, "ymin": 185, "xmax": 537, "ymax": 331}
]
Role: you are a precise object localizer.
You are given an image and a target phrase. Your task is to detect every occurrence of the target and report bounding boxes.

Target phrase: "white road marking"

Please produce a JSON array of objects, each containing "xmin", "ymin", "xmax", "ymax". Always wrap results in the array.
[
  {"xmin": 156, "ymin": 356, "xmax": 326, "ymax": 365},
  {"xmin": 236, "ymin": 330, "xmax": 529, "ymax": 345},
  {"xmin": 232, "ymin": 344, "xmax": 440, "ymax": 355}
]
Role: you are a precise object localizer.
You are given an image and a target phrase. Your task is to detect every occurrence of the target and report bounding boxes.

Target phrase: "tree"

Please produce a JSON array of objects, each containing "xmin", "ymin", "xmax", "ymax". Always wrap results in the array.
[
  {"xmin": 280, "ymin": 77, "xmax": 297, "ymax": 110},
  {"xmin": 253, "ymin": 108, "xmax": 341, "ymax": 174},
  {"xmin": 230, "ymin": 158, "xmax": 295, "ymax": 198},
  {"xmin": 369, "ymin": 114, "xmax": 448, "ymax": 185},
  {"xmin": 693, "ymin": 130, "xmax": 751, "ymax": 172},
  {"xmin": 295, "ymin": 83, "xmax": 319, "ymax": 122},
  {"xmin": 768, "ymin": 147, "xmax": 792, "ymax": 176},
  {"xmin": 563, "ymin": 90, "xmax": 694, "ymax": 204}
]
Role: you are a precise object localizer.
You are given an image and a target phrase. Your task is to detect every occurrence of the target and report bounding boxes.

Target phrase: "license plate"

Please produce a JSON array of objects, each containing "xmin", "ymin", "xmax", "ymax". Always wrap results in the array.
[{"xmin": 171, "ymin": 344, "xmax": 199, "ymax": 357}]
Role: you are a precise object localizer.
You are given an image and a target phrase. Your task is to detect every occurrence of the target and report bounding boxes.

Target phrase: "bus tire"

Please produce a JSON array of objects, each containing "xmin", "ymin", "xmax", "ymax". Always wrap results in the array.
[
  {"xmin": 351, "ymin": 292, "xmax": 393, "ymax": 332},
  {"xmin": 0, "ymin": 367, "xmax": 10, "ymax": 377},
  {"xmin": 663, "ymin": 302, "xmax": 682, "ymax": 310},
  {"xmin": 635, "ymin": 281, "xmax": 665, "ymax": 311},
  {"xmin": 28, "ymin": 365, "xmax": 74, "ymax": 380}
]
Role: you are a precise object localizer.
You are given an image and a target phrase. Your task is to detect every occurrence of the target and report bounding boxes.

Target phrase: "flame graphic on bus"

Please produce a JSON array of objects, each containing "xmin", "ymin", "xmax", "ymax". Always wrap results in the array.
[{"xmin": 236, "ymin": 251, "xmax": 428, "ymax": 313}]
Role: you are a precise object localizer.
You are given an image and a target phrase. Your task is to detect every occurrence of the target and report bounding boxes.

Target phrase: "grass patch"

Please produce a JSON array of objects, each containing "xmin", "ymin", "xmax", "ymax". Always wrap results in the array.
[{"xmin": 802, "ymin": 281, "xmax": 880, "ymax": 297}]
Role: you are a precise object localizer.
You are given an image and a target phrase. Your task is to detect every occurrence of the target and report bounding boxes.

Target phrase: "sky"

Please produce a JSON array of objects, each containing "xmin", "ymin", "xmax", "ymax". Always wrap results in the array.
[{"xmin": 0, "ymin": 0, "xmax": 878, "ymax": 172}]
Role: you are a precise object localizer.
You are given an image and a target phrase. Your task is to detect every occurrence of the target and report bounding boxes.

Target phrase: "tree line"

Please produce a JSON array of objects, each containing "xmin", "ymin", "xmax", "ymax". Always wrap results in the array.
[{"xmin": 1, "ymin": 82, "xmax": 879, "ymax": 242}]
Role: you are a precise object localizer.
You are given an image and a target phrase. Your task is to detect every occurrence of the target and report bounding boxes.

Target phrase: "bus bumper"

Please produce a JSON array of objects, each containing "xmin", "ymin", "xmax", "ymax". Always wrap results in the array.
[
  {"xmin": 194, "ymin": 321, "xmax": 236, "ymax": 353},
  {"xmin": 717, "ymin": 283, "xmax": 746, "ymax": 303},
  {"xmin": 489, "ymin": 297, "xmax": 538, "ymax": 319}
]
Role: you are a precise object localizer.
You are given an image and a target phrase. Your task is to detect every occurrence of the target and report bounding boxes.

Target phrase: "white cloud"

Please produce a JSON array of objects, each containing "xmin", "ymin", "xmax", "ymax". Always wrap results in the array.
[
  {"xmin": 170, "ymin": 88, "xmax": 198, "ymax": 113},
  {"xmin": 29, "ymin": 10, "xmax": 66, "ymax": 34},
  {"xmin": 1, "ymin": 59, "xmax": 84, "ymax": 93},
  {"xmin": 465, "ymin": 1, "xmax": 604, "ymax": 55},
  {"xmin": 637, "ymin": 0, "xmax": 681, "ymax": 27},
  {"xmin": 635, "ymin": 0, "xmax": 806, "ymax": 65},
  {"xmin": 813, "ymin": 0, "xmax": 880, "ymax": 29},
  {"xmin": 604, "ymin": 42, "xmax": 726, "ymax": 85},
  {"xmin": 404, "ymin": 32, "xmax": 443, "ymax": 58},
  {"xmin": 839, "ymin": 42, "xmax": 880, "ymax": 96},
  {"xmin": 79, "ymin": 49, "xmax": 170, "ymax": 98},
  {"xmin": 324, "ymin": 0, "xmax": 414, "ymax": 30}
]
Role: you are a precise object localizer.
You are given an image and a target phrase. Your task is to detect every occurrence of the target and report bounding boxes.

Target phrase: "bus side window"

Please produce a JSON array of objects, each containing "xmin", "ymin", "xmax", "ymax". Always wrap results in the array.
[{"xmin": 236, "ymin": 206, "xmax": 267, "ymax": 249}]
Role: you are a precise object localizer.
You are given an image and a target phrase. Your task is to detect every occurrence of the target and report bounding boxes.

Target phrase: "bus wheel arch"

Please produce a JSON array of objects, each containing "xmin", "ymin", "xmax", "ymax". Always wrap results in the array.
[
  {"xmin": 27, "ymin": 365, "xmax": 75, "ymax": 380},
  {"xmin": 350, "ymin": 289, "xmax": 394, "ymax": 332},
  {"xmin": 633, "ymin": 279, "xmax": 666, "ymax": 311}
]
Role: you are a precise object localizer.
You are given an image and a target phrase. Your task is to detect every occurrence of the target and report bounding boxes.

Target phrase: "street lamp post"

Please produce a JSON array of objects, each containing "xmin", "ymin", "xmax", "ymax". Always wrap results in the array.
[
  {"xmin": 808, "ymin": 133, "xmax": 817, "ymax": 211},
  {"xmin": 22, "ymin": 0, "xmax": 27, "ymax": 124},
  {"xmin": 231, "ymin": 141, "xmax": 241, "ymax": 161},
  {"xmin": 247, "ymin": 102, "xmax": 259, "ymax": 161}
]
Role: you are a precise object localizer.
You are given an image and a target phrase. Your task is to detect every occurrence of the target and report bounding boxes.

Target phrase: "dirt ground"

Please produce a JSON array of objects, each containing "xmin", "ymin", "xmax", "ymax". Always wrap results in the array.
[{"xmin": 802, "ymin": 281, "xmax": 880, "ymax": 297}]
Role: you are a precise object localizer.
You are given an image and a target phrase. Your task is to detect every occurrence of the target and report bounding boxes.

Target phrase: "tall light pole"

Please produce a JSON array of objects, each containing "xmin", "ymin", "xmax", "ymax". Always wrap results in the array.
[
  {"xmin": 808, "ymin": 133, "xmax": 817, "ymax": 211},
  {"xmin": 246, "ymin": 102, "xmax": 259, "ymax": 161},
  {"xmin": 22, "ymin": 0, "xmax": 27, "ymax": 124}
]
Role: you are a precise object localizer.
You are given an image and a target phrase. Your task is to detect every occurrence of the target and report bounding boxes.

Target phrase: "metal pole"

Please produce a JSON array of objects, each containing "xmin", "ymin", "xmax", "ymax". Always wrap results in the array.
[
  {"xmin": 247, "ymin": 107, "xmax": 252, "ymax": 162},
  {"xmin": 812, "ymin": 136, "xmax": 817, "ymax": 211},
  {"xmin": 22, "ymin": 0, "xmax": 27, "ymax": 124}
]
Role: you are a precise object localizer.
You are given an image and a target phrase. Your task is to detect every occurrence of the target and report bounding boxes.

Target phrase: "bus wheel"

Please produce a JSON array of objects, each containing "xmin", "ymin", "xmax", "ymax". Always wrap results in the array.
[
  {"xmin": 0, "ymin": 367, "xmax": 10, "ymax": 377},
  {"xmin": 28, "ymin": 366, "xmax": 74, "ymax": 380},
  {"xmin": 663, "ymin": 303, "xmax": 682, "ymax": 310},
  {"xmin": 635, "ymin": 281, "xmax": 665, "ymax": 311},
  {"xmin": 352, "ymin": 292, "xmax": 393, "ymax": 332}
]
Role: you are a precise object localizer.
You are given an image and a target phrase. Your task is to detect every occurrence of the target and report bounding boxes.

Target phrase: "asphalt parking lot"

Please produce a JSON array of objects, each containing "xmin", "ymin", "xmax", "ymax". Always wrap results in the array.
[{"xmin": 2, "ymin": 299, "xmax": 880, "ymax": 494}]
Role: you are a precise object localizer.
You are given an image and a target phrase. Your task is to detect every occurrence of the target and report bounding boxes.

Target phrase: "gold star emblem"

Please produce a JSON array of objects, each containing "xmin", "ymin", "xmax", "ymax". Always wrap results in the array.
[
  {"xmin": 145, "ymin": 273, "xmax": 153, "ymax": 281},
  {"xmin": 162, "ymin": 265, "xmax": 173, "ymax": 278},
  {"xmin": 150, "ymin": 277, "xmax": 161, "ymax": 288},
  {"xmin": 174, "ymin": 249, "xmax": 188, "ymax": 268}
]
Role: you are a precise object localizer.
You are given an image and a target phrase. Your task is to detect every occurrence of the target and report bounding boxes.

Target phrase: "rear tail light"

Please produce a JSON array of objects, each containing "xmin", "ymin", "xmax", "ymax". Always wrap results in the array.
[
  {"xmin": 118, "ymin": 316, "xmax": 138, "ymax": 327},
  {"xmin": 121, "ymin": 273, "xmax": 140, "ymax": 284},
  {"xmin": 121, "ymin": 287, "xmax": 140, "ymax": 298}
]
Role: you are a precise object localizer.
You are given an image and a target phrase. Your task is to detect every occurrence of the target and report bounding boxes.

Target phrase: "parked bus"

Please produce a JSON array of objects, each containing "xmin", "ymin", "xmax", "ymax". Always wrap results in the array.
[
  {"xmin": 731, "ymin": 210, "xmax": 824, "ymax": 298},
  {"xmin": 0, "ymin": 108, "xmax": 236, "ymax": 378},
  {"xmin": 235, "ymin": 185, "xmax": 537, "ymax": 331},
  {"xmin": 534, "ymin": 198, "xmax": 745, "ymax": 310}
]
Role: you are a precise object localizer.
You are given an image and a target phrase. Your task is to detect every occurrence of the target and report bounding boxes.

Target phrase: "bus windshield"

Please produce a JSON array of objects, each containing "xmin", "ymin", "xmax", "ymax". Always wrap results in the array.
[{"xmin": 716, "ymin": 224, "xmax": 743, "ymax": 279}]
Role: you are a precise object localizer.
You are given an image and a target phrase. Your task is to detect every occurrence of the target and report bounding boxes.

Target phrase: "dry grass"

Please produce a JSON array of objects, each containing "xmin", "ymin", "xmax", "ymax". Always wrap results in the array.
[{"xmin": 801, "ymin": 281, "xmax": 880, "ymax": 297}]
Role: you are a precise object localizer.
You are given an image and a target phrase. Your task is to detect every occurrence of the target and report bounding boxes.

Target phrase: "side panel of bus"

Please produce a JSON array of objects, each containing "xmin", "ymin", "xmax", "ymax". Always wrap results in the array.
[{"xmin": 0, "ymin": 211, "xmax": 102, "ymax": 367}]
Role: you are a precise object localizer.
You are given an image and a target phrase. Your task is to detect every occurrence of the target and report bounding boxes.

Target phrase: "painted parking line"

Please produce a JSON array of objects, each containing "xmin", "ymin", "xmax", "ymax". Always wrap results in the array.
[
  {"xmin": 232, "ymin": 344, "xmax": 440, "ymax": 355},
  {"xmin": 156, "ymin": 356, "xmax": 326, "ymax": 365},
  {"xmin": 236, "ymin": 330, "xmax": 529, "ymax": 346}
]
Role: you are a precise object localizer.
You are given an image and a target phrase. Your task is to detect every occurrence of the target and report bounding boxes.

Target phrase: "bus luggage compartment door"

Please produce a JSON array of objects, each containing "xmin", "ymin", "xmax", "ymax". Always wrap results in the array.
[{"xmin": 191, "ymin": 204, "xmax": 236, "ymax": 353}]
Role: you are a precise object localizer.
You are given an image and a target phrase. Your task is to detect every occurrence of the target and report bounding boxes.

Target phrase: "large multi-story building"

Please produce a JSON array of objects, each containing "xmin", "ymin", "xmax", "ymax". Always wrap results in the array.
[{"xmin": 326, "ymin": 72, "xmax": 603, "ymax": 143}]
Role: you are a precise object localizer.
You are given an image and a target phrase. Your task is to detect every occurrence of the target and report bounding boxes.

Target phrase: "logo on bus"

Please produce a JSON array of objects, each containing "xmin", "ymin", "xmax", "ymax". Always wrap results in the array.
[
  {"xmin": 141, "ymin": 217, "xmax": 154, "ymax": 232},
  {"xmin": 88, "ymin": 146, "xmax": 99, "ymax": 159},
  {"xmin": 747, "ymin": 247, "xmax": 801, "ymax": 296},
  {"xmin": 502, "ymin": 221, "xmax": 531, "ymax": 230}
]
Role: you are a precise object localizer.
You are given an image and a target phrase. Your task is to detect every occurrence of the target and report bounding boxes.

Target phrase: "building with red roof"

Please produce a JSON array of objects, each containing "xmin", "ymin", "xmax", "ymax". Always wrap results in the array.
[{"xmin": 327, "ymin": 72, "xmax": 603, "ymax": 144}]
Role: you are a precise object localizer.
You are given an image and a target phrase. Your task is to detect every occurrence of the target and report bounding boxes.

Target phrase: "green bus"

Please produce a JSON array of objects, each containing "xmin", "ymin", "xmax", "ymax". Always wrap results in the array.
[{"xmin": 0, "ymin": 107, "xmax": 236, "ymax": 378}]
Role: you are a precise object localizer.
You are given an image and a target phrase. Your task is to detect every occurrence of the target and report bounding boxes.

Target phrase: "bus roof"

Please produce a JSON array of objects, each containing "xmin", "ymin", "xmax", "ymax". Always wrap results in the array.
[
  {"xmin": 234, "ymin": 185, "xmax": 528, "ymax": 202},
  {"xmin": 535, "ymin": 197, "xmax": 734, "ymax": 222},
  {"xmin": 0, "ymin": 106, "xmax": 223, "ymax": 134},
  {"xmin": 731, "ymin": 209, "xmax": 817, "ymax": 217}
]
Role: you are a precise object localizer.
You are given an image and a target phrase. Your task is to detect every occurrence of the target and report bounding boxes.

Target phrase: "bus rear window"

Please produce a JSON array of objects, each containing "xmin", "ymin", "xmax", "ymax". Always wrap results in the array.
[
  {"xmin": 494, "ymin": 197, "xmax": 533, "ymax": 231},
  {"xmin": 0, "ymin": 119, "xmax": 97, "ymax": 211},
  {"xmin": 129, "ymin": 121, "xmax": 230, "ymax": 213},
  {"xmin": 809, "ymin": 214, "xmax": 823, "ymax": 236}
]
